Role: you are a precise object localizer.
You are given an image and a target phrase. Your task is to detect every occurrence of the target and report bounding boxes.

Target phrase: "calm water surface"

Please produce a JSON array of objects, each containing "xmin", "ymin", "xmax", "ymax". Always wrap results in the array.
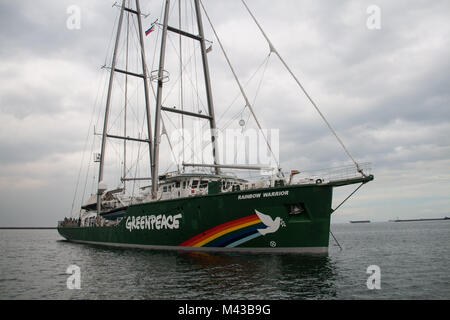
[{"xmin": 0, "ymin": 222, "xmax": 449, "ymax": 299}]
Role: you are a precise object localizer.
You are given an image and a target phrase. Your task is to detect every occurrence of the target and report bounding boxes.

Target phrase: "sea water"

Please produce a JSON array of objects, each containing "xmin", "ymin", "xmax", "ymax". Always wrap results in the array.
[{"xmin": 0, "ymin": 221, "xmax": 449, "ymax": 299}]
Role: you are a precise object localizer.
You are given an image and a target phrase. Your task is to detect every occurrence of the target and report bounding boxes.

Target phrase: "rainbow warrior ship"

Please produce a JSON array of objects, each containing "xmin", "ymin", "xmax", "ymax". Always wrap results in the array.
[{"xmin": 58, "ymin": 0, "xmax": 373, "ymax": 253}]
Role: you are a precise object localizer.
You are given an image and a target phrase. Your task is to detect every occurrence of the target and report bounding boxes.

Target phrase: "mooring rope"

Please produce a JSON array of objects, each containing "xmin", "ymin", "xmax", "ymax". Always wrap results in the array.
[{"xmin": 330, "ymin": 230, "xmax": 343, "ymax": 251}]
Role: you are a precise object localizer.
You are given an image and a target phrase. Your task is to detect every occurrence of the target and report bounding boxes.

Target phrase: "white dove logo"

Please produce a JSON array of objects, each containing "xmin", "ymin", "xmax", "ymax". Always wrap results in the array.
[{"xmin": 255, "ymin": 210, "xmax": 281, "ymax": 236}]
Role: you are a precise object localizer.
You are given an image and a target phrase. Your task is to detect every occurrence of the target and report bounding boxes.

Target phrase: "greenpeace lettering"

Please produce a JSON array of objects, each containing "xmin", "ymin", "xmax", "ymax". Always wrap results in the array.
[{"xmin": 125, "ymin": 214, "xmax": 182, "ymax": 232}]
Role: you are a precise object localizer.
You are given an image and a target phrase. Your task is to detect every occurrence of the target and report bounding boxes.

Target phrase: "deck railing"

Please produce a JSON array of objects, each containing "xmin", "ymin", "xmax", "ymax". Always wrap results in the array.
[{"xmin": 291, "ymin": 162, "xmax": 372, "ymax": 184}]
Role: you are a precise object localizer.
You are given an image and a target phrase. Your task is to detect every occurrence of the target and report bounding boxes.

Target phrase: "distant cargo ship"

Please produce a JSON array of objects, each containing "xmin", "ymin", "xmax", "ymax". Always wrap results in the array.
[{"xmin": 349, "ymin": 220, "xmax": 371, "ymax": 224}]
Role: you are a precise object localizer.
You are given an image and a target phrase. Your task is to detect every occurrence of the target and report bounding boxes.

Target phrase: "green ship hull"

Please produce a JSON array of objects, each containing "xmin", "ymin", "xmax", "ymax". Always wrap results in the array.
[
  {"xmin": 58, "ymin": 183, "xmax": 336, "ymax": 254},
  {"xmin": 59, "ymin": 174, "xmax": 373, "ymax": 253}
]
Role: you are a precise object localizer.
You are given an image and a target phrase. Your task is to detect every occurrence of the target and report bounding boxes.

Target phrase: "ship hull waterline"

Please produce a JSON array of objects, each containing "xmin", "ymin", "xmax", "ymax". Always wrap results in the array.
[{"xmin": 58, "ymin": 183, "xmax": 341, "ymax": 254}]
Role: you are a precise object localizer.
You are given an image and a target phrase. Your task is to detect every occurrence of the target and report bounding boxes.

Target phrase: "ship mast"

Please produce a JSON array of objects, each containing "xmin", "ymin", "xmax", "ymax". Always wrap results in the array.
[
  {"xmin": 123, "ymin": 6, "xmax": 130, "ymax": 194},
  {"xmin": 97, "ymin": 0, "xmax": 154, "ymax": 214},
  {"xmin": 193, "ymin": 0, "xmax": 221, "ymax": 175},
  {"xmin": 151, "ymin": 0, "xmax": 221, "ymax": 198},
  {"xmin": 151, "ymin": 0, "xmax": 170, "ymax": 198}
]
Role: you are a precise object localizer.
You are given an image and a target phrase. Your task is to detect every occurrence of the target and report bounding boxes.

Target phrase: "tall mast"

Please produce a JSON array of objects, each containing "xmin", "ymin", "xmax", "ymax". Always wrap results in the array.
[
  {"xmin": 151, "ymin": 0, "xmax": 171, "ymax": 198},
  {"xmin": 97, "ymin": 0, "xmax": 126, "ymax": 215},
  {"xmin": 123, "ymin": 5, "xmax": 130, "ymax": 194},
  {"xmin": 98, "ymin": 0, "xmax": 154, "ymax": 213},
  {"xmin": 151, "ymin": 0, "xmax": 223, "ymax": 197},
  {"xmin": 193, "ymin": 0, "xmax": 220, "ymax": 175}
]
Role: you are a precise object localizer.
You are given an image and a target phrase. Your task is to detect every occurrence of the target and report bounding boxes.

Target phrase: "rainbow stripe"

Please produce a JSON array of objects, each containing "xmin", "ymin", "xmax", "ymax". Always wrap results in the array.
[{"xmin": 180, "ymin": 214, "xmax": 265, "ymax": 248}]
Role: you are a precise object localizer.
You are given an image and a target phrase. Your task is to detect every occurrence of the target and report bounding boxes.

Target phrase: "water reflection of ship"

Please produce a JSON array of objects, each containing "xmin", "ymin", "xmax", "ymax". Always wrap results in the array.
[{"xmin": 176, "ymin": 252, "xmax": 338, "ymax": 299}]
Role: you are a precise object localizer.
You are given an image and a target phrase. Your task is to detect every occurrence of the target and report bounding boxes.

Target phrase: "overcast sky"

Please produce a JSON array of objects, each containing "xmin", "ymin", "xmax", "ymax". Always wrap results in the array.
[{"xmin": 0, "ymin": 0, "xmax": 449, "ymax": 227}]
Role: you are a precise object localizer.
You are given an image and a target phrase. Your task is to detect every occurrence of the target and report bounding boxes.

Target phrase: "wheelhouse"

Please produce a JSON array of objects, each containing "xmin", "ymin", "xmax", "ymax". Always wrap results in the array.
[{"xmin": 142, "ymin": 173, "xmax": 248, "ymax": 201}]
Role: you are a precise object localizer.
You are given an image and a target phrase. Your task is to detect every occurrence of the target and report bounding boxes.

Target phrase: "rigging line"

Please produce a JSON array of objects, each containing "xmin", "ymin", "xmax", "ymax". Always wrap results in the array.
[
  {"xmin": 105, "ymin": 94, "xmax": 149, "ymax": 190},
  {"xmin": 142, "ymin": 55, "xmax": 190, "ymax": 170},
  {"xmin": 104, "ymin": 87, "xmax": 133, "ymax": 134},
  {"xmin": 186, "ymin": 1, "xmax": 195, "ymax": 117},
  {"xmin": 119, "ymin": 78, "xmax": 152, "ymax": 182},
  {"xmin": 190, "ymin": 0, "xmax": 201, "ymax": 113},
  {"xmin": 131, "ymin": 103, "xmax": 149, "ymax": 201},
  {"xmin": 233, "ymin": 53, "xmax": 271, "ymax": 132},
  {"xmin": 240, "ymin": 0, "xmax": 364, "ymax": 176},
  {"xmin": 147, "ymin": 2, "xmax": 262, "ymax": 168},
  {"xmin": 106, "ymin": 16, "xmax": 147, "ymax": 136},
  {"xmin": 177, "ymin": 57, "xmax": 270, "ymax": 167},
  {"xmin": 144, "ymin": 28, "xmax": 207, "ymax": 114},
  {"xmin": 166, "ymin": 32, "xmax": 208, "ymax": 115},
  {"xmin": 157, "ymin": 71, "xmax": 214, "ymax": 166},
  {"xmin": 103, "ymin": 66, "xmax": 146, "ymax": 133},
  {"xmin": 164, "ymin": 112, "xmax": 207, "ymax": 166},
  {"xmin": 168, "ymin": 0, "xmax": 178, "ymax": 18},
  {"xmin": 217, "ymin": 53, "xmax": 271, "ymax": 126},
  {"xmin": 332, "ymin": 182, "xmax": 366, "ymax": 214},
  {"xmin": 104, "ymin": 7, "xmax": 121, "ymax": 67},
  {"xmin": 199, "ymin": 0, "xmax": 281, "ymax": 173},
  {"xmin": 123, "ymin": 142, "xmax": 150, "ymax": 181},
  {"xmin": 151, "ymin": 5, "xmax": 164, "ymax": 78},
  {"xmin": 80, "ymin": 133, "xmax": 96, "ymax": 213},
  {"xmin": 96, "ymin": 5, "xmax": 125, "ymax": 132},
  {"xmin": 123, "ymin": 3, "xmax": 131, "ymax": 192},
  {"xmin": 175, "ymin": 57, "xmax": 269, "ymax": 168},
  {"xmin": 330, "ymin": 230, "xmax": 343, "ymax": 251},
  {"xmin": 71, "ymin": 58, "xmax": 110, "ymax": 216},
  {"xmin": 161, "ymin": 113, "xmax": 180, "ymax": 172},
  {"xmin": 70, "ymin": 108, "xmax": 96, "ymax": 216},
  {"xmin": 89, "ymin": 69, "xmax": 112, "ymax": 204},
  {"xmin": 145, "ymin": 55, "xmax": 177, "ymax": 172},
  {"xmin": 163, "ymin": 162, "xmax": 177, "ymax": 175},
  {"xmin": 179, "ymin": 0, "xmax": 185, "ymax": 169},
  {"xmin": 89, "ymin": 174, "xmax": 96, "ymax": 203},
  {"xmin": 234, "ymin": 54, "xmax": 271, "ymax": 164}
]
